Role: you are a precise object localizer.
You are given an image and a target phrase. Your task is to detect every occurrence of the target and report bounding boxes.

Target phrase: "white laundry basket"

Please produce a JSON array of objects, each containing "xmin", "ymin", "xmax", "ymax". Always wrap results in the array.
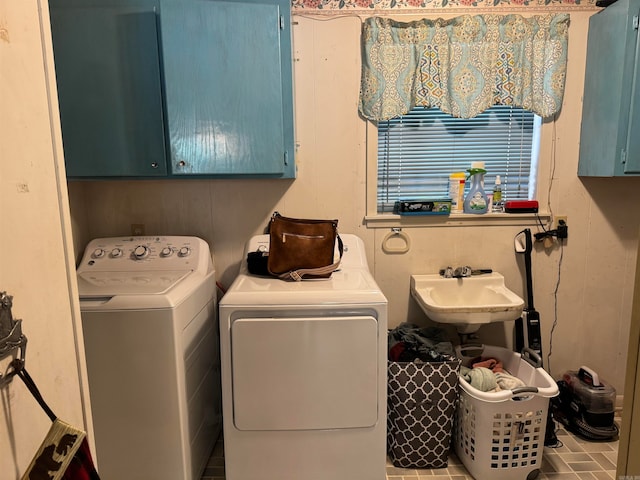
[{"xmin": 454, "ymin": 345, "xmax": 558, "ymax": 480}]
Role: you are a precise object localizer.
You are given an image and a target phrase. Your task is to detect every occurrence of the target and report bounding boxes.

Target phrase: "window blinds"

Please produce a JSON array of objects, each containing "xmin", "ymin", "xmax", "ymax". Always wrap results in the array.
[{"xmin": 377, "ymin": 106, "xmax": 540, "ymax": 213}]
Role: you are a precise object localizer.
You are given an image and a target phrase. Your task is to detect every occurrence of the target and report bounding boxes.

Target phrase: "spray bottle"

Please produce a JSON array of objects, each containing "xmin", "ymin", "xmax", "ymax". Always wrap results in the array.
[
  {"xmin": 492, "ymin": 175, "xmax": 505, "ymax": 213},
  {"xmin": 463, "ymin": 161, "xmax": 488, "ymax": 214}
]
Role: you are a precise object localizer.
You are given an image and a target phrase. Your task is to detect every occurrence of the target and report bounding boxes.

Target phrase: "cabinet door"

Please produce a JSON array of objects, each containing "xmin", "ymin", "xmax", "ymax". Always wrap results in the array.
[
  {"xmin": 50, "ymin": 5, "xmax": 167, "ymax": 177},
  {"xmin": 624, "ymin": 12, "xmax": 640, "ymax": 173},
  {"xmin": 161, "ymin": 0, "xmax": 293, "ymax": 176},
  {"xmin": 578, "ymin": 0, "xmax": 640, "ymax": 176}
]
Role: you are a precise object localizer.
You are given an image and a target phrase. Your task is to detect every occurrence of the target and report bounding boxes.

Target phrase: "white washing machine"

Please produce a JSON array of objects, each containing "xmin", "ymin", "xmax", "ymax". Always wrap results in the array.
[
  {"xmin": 77, "ymin": 236, "xmax": 221, "ymax": 480},
  {"xmin": 219, "ymin": 233, "xmax": 388, "ymax": 480}
]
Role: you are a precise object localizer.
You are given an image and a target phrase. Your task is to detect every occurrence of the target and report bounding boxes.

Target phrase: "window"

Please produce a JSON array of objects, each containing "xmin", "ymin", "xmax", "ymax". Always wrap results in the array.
[{"xmin": 377, "ymin": 106, "xmax": 541, "ymax": 214}]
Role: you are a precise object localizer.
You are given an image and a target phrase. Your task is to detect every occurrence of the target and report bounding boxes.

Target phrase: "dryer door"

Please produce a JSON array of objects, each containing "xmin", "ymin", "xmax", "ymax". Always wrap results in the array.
[{"xmin": 231, "ymin": 315, "xmax": 379, "ymax": 431}]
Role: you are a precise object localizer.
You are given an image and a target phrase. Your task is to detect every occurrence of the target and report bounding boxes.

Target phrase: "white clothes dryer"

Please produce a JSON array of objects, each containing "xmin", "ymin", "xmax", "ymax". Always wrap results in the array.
[
  {"xmin": 77, "ymin": 236, "xmax": 221, "ymax": 480},
  {"xmin": 219, "ymin": 234, "xmax": 388, "ymax": 480}
]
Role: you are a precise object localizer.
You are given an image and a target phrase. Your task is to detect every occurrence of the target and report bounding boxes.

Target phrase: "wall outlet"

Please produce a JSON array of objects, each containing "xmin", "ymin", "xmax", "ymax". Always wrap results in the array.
[
  {"xmin": 553, "ymin": 215, "xmax": 567, "ymax": 230},
  {"xmin": 131, "ymin": 223, "xmax": 145, "ymax": 236},
  {"xmin": 554, "ymin": 215, "xmax": 568, "ymax": 239}
]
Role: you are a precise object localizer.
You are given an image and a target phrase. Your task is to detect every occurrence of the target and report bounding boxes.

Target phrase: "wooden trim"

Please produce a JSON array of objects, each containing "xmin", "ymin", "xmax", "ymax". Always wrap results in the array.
[{"xmin": 617, "ymin": 228, "xmax": 640, "ymax": 476}]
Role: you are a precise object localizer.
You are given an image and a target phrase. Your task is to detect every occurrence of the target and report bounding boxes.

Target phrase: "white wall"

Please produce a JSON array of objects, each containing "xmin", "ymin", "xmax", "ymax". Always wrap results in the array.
[
  {"xmin": 0, "ymin": 0, "xmax": 90, "ymax": 478},
  {"xmin": 68, "ymin": 8, "xmax": 638, "ymax": 401}
]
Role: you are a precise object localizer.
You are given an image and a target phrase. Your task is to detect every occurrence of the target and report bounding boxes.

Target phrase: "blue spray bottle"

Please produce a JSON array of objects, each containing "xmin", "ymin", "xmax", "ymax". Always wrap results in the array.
[{"xmin": 463, "ymin": 161, "xmax": 489, "ymax": 214}]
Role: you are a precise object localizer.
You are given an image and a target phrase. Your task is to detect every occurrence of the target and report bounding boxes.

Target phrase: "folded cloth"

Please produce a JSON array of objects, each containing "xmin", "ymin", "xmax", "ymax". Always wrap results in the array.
[
  {"xmin": 460, "ymin": 366, "xmax": 498, "ymax": 392},
  {"xmin": 472, "ymin": 357, "xmax": 504, "ymax": 373},
  {"xmin": 495, "ymin": 372, "xmax": 526, "ymax": 391}
]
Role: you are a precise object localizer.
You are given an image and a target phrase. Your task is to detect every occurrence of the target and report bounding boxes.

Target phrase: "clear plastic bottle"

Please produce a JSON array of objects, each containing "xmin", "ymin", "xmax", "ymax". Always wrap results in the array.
[
  {"xmin": 463, "ymin": 162, "xmax": 488, "ymax": 214},
  {"xmin": 491, "ymin": 175, "xmax": 505, "ymax": 213}
]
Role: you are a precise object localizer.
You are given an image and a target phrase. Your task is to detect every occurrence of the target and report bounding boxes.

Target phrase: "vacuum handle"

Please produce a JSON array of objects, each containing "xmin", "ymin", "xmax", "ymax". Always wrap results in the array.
[
  {"xmin": 523, "ymin": 229, "xmax": 535, "ymax": 309},
  {"xmin": 515, "ymin": 229, "xmax": 535, "ymax": 309}
]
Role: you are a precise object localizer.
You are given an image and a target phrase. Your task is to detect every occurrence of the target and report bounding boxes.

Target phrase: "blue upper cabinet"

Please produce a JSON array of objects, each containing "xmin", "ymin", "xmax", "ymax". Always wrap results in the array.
[
  {"xmin": 578, "ymin": 0, "xmax": 640, "ymax": 176},
  {"xmin": 49, "ymin": 0, "xmax": 295, "ymax": 179},
  {"xmin": 161, "ymin": 0, "xmax": 291, "ymax": 176},
  {"xmin": 50, "ymin": 4, "xmax": 168, "ymax": 177}
]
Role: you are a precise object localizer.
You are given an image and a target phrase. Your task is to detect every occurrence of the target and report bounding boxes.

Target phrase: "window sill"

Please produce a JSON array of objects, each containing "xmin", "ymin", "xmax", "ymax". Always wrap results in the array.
[{"xmin": 364, "ymin": 212, "xmax": 550, "ymax": 228}]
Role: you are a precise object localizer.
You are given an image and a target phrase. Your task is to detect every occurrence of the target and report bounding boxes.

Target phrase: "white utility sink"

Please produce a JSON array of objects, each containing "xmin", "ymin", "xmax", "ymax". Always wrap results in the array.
[{"xmin": 410, "ymin": 272, "xmax": 524, "ymax": 334}]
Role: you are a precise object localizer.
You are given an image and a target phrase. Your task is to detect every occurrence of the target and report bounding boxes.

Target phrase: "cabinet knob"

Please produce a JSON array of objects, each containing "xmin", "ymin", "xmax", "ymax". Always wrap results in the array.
[
  {"xmin": 178, "ymin": 160, "xmax": 186, "ymax": 167},
  {"xmin": 151, "ymin": 162, "xmax": 159, "ymax": 169}
]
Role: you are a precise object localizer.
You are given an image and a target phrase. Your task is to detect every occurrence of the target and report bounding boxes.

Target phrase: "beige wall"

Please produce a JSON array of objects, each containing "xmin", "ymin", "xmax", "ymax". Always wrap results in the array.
[
  {"xmin": 0, "ymin": 0, "xmax": 90, "ymax": 478},
  {"xmin": 67, "ymin": 8, "xmax": 639, "ymax": 401}
]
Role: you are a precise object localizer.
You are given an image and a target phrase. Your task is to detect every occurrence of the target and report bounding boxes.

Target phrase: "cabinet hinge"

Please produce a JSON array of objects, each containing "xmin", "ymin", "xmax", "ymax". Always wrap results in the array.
[
  {"xmin": 284, "ymin": 150, "xmax": 289, "ymax": 166},
  {"xmin": 634, "ymin": 15, "xmax": 639, "ymax": 30},
  {"xmin": 280, "ymin": 15, "xmax": 285, "ymax": 30},
  {"xmin": 621, "ymin": 149, "xmax": 627, "ymax": 164}
]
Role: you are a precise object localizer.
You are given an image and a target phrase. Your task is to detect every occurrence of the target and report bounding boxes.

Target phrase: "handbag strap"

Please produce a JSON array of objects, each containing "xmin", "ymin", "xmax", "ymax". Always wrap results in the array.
[
  {"xmin": 278, "ymin": 235, "xmax": 344, "ymax": 281},
  {"xmin": 14, "ymin": 362, "xmax": 57, "ymax": 422}
]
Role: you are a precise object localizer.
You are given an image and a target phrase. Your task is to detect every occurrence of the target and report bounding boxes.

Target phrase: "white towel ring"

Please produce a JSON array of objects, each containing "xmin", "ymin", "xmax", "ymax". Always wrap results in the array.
[{"xmin": 382, "ymin": 228, "xmax": 411, "ymax": 254}]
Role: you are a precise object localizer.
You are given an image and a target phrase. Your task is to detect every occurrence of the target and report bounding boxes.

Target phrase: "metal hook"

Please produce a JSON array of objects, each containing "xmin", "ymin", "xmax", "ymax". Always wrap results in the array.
[{"xmin": 1, "ymin": 292, "xmax": 28, "ymax": 387}]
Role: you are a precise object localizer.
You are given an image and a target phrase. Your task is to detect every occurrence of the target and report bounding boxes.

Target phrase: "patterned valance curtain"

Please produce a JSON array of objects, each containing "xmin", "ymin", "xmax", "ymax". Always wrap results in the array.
[{"xmin": 359, "ymin": 13, "xmax": 570, "ymax": 121}]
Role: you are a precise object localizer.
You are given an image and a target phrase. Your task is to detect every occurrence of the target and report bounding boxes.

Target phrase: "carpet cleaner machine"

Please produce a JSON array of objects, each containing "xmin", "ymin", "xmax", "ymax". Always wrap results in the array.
[
  {"xmin": 514, "ymin": 229, "xmax": 618, "ymax": 443},
  {"xmin": 552, "ymin": 366, "xmax": 618, "ymax": 441}
]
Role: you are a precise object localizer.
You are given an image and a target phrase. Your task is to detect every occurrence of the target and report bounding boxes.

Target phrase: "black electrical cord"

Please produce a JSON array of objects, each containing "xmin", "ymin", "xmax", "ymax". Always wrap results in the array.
[
  {"xmin": 547, "ymin": 240, "xmax": 564, "ymax": 371},
  {"xmin": 535, "ymin": 213, "xmax": 549, "ymax": 234}
]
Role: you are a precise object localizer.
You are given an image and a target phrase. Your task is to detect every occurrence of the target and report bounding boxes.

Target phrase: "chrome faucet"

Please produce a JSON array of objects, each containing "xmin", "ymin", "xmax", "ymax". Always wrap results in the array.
[
  {"xmin": 453, "ymin": 266, "xmax": 472, "ymax": 278},
  {"xmin": 440, "ymin": 265, "xmax": 473, "ymax": 278}
]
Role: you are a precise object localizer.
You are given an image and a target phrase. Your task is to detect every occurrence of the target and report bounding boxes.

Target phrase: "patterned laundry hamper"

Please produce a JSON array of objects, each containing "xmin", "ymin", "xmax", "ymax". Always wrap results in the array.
[
  {"xmin": 387, "ymin": 356, "xmax": 461, "ymax": 468},
  {"xmin": 454, "ymin": 345, "xmax": 559, "ymax": 480}
]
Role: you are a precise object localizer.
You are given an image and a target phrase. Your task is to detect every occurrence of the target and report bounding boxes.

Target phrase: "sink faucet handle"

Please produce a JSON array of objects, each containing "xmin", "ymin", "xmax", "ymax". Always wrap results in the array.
[{"xmin": 440, "ymin": 266, "xmax": 454, "ymax": 278}]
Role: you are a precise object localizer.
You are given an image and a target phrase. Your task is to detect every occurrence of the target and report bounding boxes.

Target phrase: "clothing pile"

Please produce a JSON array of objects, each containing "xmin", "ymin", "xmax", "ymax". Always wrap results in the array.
[
  {"xmin": 460, "ymin": 356, "xmax": 526, "ymax": 392},
  {"xmin": 388, "ymin": 323, "xmax": 454, "ymax": 363}
]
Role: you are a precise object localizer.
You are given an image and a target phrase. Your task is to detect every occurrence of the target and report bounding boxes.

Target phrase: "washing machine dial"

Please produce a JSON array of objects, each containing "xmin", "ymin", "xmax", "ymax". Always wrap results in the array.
[
  {"xmin": 178, "ymin": 246, "xmax": 191, "ymax": 258},
  {"xmin": 133, "ymin": 245, "xmax": 150, "ymax": 260},
  {"xmin": 160, "ymin": 247, "xmax": 173, "ymax": 257},
  {"xmin": 110, "ymin": 248, "xmax": 123, "ymax": 258},
  {"xmin": 92, "ymin": 248, "xmax": 106, "ymax": 259}
]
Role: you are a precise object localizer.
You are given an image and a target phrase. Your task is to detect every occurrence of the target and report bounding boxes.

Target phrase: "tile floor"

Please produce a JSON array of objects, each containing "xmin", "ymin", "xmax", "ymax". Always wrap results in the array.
[{"xmin": 201, "ymin": 425, "xmax": 619, "ymax": 480}]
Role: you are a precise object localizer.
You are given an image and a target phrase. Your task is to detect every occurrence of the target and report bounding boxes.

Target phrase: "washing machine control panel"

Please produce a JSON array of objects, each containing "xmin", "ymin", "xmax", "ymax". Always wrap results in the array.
[{"xmin": 78, "ymin": 236, "xmax": 211, "ymax": 273}]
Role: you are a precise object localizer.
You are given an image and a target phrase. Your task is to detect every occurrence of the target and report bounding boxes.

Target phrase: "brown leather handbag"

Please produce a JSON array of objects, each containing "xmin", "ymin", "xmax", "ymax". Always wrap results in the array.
[{"xmin": 267, "ymin": 212, "xmax": 342, "ymax": 281}]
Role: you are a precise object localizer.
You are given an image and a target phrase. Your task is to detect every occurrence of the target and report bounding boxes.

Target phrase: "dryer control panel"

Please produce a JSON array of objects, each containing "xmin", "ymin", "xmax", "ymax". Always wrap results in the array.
[{"xmin": 77, "ymin": 236, "xmax": 212, "ymax": 274}]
